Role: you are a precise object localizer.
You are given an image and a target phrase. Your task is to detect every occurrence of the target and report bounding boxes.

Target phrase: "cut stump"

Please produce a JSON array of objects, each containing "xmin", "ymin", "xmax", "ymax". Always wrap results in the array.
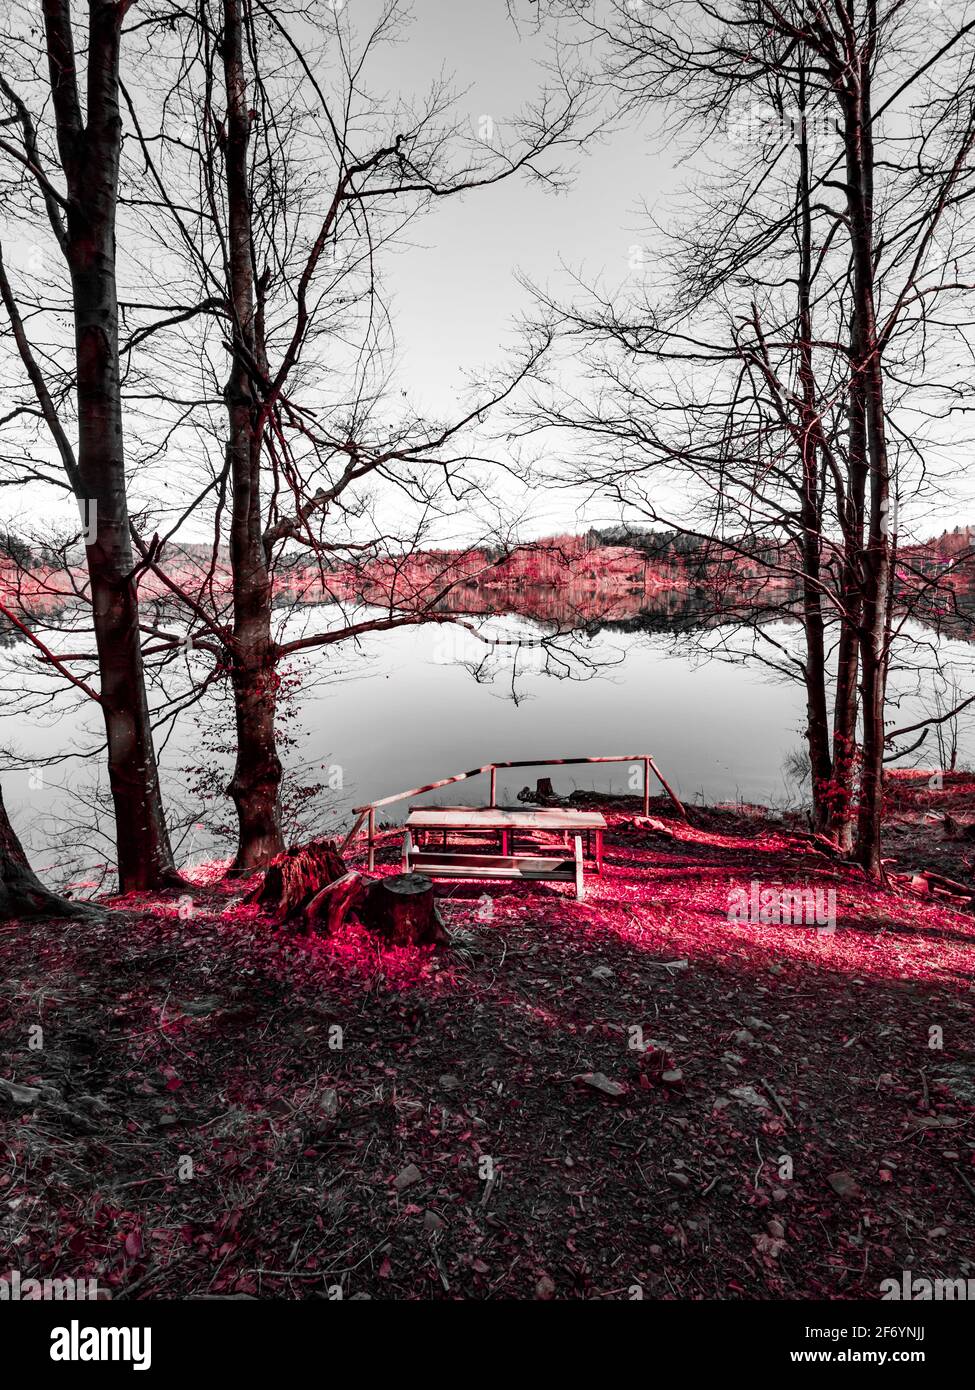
[
  {"xmin": 245, "ymin": 840, "xmax": 347, "ymax": 921},
  {"xmin": 360, "ymin": 873, "xmax": 448, "ymax": 948}
]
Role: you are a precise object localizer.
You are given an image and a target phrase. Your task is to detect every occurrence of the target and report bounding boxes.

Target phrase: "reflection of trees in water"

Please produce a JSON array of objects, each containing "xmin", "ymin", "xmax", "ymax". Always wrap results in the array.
[
  {"xmin": 7, "ymin": 570, "xmax": 974, "ymax": 654},
  {"xmin": 909, "ymin": 587, "xmax": 975, "ymax": 644},
  {"xmin": 440, "ymin": 577, "xmax": 975, "ymax": 646},
  {"xmin": 432, "ymin": 576, "xmax": 716, "ymax": 631}
]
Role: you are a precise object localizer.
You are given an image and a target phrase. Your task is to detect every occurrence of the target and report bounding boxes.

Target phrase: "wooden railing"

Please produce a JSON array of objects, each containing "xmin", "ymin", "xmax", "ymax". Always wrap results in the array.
[{"xmin": 341, "ymin": 754, "xmax": 686, "ymax": 870}]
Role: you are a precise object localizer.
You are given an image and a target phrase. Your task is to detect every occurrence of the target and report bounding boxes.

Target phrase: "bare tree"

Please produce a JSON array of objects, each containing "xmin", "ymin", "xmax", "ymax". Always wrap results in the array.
[
  {"xmin": 113, "ymin": 0, "xmax": 595, "ymax": 871},
  {"xmin": 524, "ymin": 0, "xmax": 975, "ymax": 876},
  {"xmin": 0, "ymin": 0, "xmax": 179, "ymax": 890}
]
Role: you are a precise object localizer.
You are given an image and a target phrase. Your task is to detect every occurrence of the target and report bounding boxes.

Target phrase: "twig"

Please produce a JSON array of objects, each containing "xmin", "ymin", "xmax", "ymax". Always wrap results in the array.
[{"xmin": 760, "ymin": 1077, "xmax": 793, "ymax": 1125}]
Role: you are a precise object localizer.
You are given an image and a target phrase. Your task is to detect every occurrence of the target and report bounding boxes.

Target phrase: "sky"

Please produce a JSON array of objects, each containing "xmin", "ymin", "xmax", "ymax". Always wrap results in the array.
[
  {"xmin": 294, "ymin": 0, "xmax": 682, "ymax": 540},
  {"xmin": 371, "ymin": 2, "xmax": 667, "ymax": 409},
  {"xmin": 352, "ymin": 0, "xmax": 975, "ymax": 543},
  {"xmin": 2, "ymin": 0, "xmax": 973, "ymax": 546}
]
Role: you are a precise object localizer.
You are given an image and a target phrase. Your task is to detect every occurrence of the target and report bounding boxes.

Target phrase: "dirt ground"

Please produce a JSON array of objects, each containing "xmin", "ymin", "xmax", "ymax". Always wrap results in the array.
[{"xmin": 1, "ymin": 792, "xmax": 974, "ymax": 1300}]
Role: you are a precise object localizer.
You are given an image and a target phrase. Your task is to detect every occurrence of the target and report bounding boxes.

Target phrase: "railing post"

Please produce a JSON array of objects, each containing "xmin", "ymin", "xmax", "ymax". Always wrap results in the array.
[
  {"xmin": 367, "ymin": 808, "xmax": 376, "ymax": 872},
  {"xmin": 647, "ymin": 756, "xmax": 687, "ymax": 820},
  {"xmin": 643, "ymin": 757, "xmax": 650, "ymax": 818},
  {"xmin": 490, "ymin": 766, "xmax": 497, "ymax": 807}
]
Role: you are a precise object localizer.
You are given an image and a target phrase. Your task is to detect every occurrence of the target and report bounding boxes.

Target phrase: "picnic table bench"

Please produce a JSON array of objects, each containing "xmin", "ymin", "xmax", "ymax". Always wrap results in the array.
[{"xmin": 401, "ymin": 806, "xmax": 607, "ymax": 901}]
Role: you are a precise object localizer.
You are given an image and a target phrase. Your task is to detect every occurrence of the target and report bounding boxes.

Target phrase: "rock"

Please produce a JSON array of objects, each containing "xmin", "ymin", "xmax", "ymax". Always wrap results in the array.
[
  {"xmin": 828, "ymin": 1171, "xmax": 861, "ymax": 1199},
  {"xmin": 76, "ymin": 1094, "xmax": 111, "ymax": 1114},
  {"xmin": 733, "ymin": 1028, "xmax": 755, "ymax": 1046},
  {"xmin": 535, "ymin": 1274, "xmax": 556, "ymax": 1299},
  {"xmin": 591, "ymin": 966, "xmax": 614, "ymax": 981},
  {"xmin": 439, "ymin": 1074, "xmax": 461, "ymax": 1091},
  {"xmin": 754, "ymin": 1233, "xmax": 786, "ymax": 1258},
  {"xmin": 321, "ymin": 1089, "xmax": 339, "ymax": 1118},
  {"xmin": 393, "ymin": 1164, "xmax": 422, "ymax": 1191},
  {"xmin": 177, "ymin": 996, "xmax": 224, "ymax": 1017},
  {"xmin": 667, "ymin": 1171, "xmax": 690, "ymax": 1188},
  {"xmin": 661, "ymin": 1069, "xmax": 683, "ymax": 1085},
  {"xmin": 744, "ymin": 1017, "xmax": 772, "ymax": 1031},
  {"xmin": 423, "ymin": 1211, "xmax": 445, "ymax": 1232},
  {"xmin": 729, "ymin": 1085, "xmax": 770, "ymax": 1110},
  {"xmin": 574, "ymin": 1071, "xmax": 627, "ymax": 1098},
  {"xmin": 767, "ymin": 1219, "xmax": 786, "ymax": 1238},
  {"xmin": 0, "ymin": 1079, "xmax": 43, "ymax": 1106}
]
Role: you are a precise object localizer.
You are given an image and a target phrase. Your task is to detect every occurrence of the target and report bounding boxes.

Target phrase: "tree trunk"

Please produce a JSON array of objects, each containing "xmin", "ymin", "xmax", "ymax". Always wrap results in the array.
[
  {"xmin": 827, "ymin": 327, "xmax": 868, "ymax": 854},
  {"xmin": 794, "ymin": 70, "xmax": 834, "ymax": 833},
  {"xmin": 221, "ymin": 0, "xmax": 285, "ymax": 873},
  {"xmin": 45, "ymin": 0, "xmax": 178, "ymax": 893},
  {"xmin": 841, "ymin": 51, "xmax": 892, "ymax": 881},
  {"xmin": 0, "ymin": 784, "xmax": 85, "ymax": 920}
]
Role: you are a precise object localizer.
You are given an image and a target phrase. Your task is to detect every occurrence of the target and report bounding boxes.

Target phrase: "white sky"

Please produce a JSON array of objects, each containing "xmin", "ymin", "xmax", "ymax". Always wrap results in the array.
[{"xmin": 2, "ymin": 0, "xmax": 973, "ymax": 544}]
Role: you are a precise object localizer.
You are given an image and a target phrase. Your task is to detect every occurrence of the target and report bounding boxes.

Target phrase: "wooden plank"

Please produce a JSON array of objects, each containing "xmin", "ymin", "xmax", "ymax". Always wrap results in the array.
[
  {"xmin": 410, "ymin": 851, "xmax": 575, "ymax": 871},
  {"xmin": 409, "ymin": 803, "xmax": 579, "ymax": 813},
  {"xmin": 646, "ymin": 756, "xmax": 688, "ymax": 820},
  {"xmin": 573, "ymin": 835, "xmax": 584, "ymax": 901},
  {"xmin": 406, "ymin": 808, "xmax": 606, "ymax": 831},
  {"xmin": 339, "ymin": 809, "xmax": 367, "ymax": 855},
  {"xmin": 411, "ymin": 860, "xmax": 576, "ymax": 882}
]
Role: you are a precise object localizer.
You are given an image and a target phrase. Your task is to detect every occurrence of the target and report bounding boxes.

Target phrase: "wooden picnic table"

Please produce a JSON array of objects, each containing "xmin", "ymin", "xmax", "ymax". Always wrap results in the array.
[{"xmin": 406, "ymin": 805, "xmax": 606, "ymax": 874}]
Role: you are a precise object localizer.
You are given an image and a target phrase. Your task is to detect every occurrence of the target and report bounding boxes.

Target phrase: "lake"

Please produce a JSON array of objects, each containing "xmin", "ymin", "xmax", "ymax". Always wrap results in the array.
[{"xmin": 5, "ymin": 599, "xmax": 975, "ymax": 885}]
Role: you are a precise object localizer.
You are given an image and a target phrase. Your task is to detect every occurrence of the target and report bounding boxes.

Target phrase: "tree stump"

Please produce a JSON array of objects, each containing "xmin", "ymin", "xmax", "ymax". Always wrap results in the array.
[
  {"xmin": 517, "ymin": 777, "xmax": 560, "ymax": 806},
  {"xmin": 245, "ymin": 840, "xmax": 347, "ymax": 921},
  {"xmin": 360, "ymin": 873, "xmax": 448, "ymax": 948}
]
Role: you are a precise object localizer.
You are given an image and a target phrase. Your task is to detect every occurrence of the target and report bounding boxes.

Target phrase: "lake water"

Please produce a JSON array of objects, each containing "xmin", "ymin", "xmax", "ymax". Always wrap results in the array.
[{"xmin": 5, "ymin": 601, "xmax": 975, "ymax": 884}]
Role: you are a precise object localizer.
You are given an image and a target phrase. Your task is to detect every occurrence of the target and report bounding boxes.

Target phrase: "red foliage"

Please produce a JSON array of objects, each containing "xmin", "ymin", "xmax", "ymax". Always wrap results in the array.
[{"xmin": 1, "ymin": 800, "xmax": 974, "ymax": 1299}]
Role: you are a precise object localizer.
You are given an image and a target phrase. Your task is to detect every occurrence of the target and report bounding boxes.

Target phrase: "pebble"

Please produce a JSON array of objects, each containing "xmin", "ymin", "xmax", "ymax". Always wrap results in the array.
[{"xmin": 393, "ymin": 1164, "xmax": 422, "ymax": 1191}]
